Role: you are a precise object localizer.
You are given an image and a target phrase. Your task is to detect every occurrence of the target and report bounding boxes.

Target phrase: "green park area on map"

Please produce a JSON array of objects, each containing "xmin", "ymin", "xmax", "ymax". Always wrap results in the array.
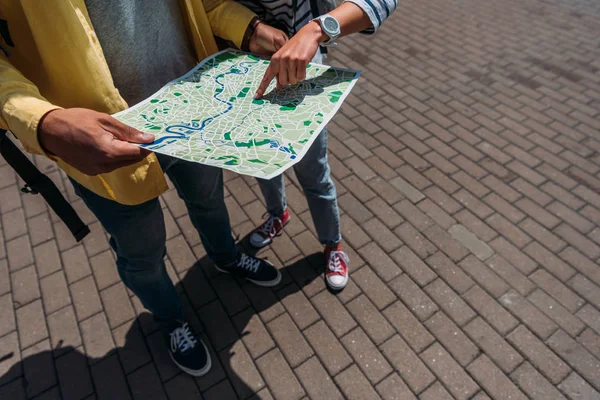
[{"xmin": 113, "ymin": 50, "xmax": 360, "ymax": 179}]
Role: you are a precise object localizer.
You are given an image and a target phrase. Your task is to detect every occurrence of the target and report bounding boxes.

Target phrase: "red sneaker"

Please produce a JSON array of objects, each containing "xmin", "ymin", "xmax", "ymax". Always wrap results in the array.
[
  {"xmin": 249, "ymin": 209, "xmax": 290, "ymax": 248},
  {"xmin": 325, "ymin": 243, "xmax": 349, "ymax": 290}
]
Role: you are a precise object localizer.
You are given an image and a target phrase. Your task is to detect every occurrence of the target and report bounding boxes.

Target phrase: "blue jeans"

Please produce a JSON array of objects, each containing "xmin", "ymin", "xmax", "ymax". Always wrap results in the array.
[
  {"xmin": 257, "ymin": 128, "xmax": 341, "ymax": 245},
  {"xmin": 70, "ymin": 155, "xmax": 237, "ymax": 328}
]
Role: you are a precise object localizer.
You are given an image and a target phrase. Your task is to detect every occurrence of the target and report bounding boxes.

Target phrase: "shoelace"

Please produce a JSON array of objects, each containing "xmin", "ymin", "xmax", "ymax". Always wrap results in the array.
[
  {"xmin": 328, "ymin": 251, "xmax": 349, "ymax": 274},
  {"xmin": 170, "ymin": 322, "xmax": 197, "ymax": 354},
  {"xmin": 238, "ymin": 253, "xmax": 261, "ymax": 273},
  {"xmin": 259, "ymin": 213, "xmax": 282, "ymax": 238}
]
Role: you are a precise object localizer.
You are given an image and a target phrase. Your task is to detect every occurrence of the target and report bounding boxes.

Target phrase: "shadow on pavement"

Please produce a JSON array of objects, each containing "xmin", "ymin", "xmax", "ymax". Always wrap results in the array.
[{"xmin": 0, "ymin": 232, "xmax": 325, "ymax": 400}]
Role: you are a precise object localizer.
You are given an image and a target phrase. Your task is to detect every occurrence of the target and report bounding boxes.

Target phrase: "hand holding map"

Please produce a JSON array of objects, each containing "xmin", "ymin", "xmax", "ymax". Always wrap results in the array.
[{"xmin": 113, "ymin": 50, "xmax": 359, "ymax": 179}]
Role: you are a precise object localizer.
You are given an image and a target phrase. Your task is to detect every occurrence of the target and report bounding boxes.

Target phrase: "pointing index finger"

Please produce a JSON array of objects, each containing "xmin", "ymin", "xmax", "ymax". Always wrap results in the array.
[{"xmin": 254, "ymin": 64, "xmax": 277, "ymax": 99}]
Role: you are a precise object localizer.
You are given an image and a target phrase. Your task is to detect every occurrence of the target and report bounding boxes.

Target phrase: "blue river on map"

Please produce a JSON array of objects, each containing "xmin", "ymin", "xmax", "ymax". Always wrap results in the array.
[{"xmin": 142, "ymin": 61, "xmax": 295, "ymax": 159}]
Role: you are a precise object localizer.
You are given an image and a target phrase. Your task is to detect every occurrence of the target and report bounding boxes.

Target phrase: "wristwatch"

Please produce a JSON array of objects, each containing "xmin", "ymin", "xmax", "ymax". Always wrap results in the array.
[{"xmin": 312, "ymin": 14, "xmax": 341, "ymax": 46}]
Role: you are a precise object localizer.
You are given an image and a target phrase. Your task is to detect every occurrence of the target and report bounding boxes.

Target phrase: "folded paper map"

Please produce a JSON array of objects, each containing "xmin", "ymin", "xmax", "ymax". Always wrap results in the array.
[{"xmin": 113, "ymin": 49, "xmax": 360, "ymax": 179}]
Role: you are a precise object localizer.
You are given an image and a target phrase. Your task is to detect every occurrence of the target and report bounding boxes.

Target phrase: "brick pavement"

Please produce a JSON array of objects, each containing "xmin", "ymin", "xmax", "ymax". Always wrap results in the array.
[{"xmin": 2, "ymin": 0, "xmax": 600, "ymax": 398}]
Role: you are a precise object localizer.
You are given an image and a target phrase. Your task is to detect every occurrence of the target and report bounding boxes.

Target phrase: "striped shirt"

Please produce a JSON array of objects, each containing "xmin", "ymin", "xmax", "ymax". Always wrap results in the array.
[{"xmin": 236, "ymin": 0, "xmax": 396, "ymax": 38}]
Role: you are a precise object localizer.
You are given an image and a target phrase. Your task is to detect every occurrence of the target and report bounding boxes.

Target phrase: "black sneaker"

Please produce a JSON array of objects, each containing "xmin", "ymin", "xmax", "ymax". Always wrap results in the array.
[
  {"xmin": 167, "ymin": 321, "xmax": 211, "ymax": 377},
  {"xmin": 215, "ymin": 253, "xmax": 282, "ymax": 287}
]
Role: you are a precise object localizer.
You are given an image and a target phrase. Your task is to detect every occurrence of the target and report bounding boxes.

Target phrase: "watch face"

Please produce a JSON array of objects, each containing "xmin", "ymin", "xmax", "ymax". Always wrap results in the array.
[{"xmin": 323, "ymin": 16, "xmax": 339, "ymax": 32}]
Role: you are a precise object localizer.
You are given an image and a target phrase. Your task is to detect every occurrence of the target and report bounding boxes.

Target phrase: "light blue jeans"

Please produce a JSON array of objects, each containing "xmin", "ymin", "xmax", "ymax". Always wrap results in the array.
[
  {"xmin": 70, "ymin": 155, "xmax": 237, "ymax": 328},
  {"xmin": 257, "ymin": 127, "xmax": 341, "ymax": 245}
]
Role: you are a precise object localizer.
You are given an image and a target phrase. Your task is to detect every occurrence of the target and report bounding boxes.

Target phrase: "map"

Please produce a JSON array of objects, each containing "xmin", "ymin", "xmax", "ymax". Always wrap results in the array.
[{"xmin": 113, "ymin": 49, "xmax": 360, "ymax": 179}]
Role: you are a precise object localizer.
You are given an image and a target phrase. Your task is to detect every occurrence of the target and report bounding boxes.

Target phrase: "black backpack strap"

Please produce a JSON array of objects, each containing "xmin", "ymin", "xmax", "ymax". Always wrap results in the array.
[{"xmin": 0, "ymin": 129, "xmax": 90, "ymax": 242}]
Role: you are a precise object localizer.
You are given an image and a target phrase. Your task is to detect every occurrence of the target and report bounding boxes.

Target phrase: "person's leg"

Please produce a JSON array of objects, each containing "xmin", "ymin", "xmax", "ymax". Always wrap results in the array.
[
  {"xmin": 69, "ymin": 178, "xmax": 183, "ymax": 326},
  {"xmin": 293, "ymin": 127, "xmax": 341, "ymax": 245},
  {"xmin": 161, "ymin": 156, "xmax": 281, "ymax": 286},
  {"xmin": 69, "ymin": 177, "xmax": 212, "ymax": 376},
  {"xmin": 292, "ymin": 127, "xmax": 348, "ymax": 290},
  {"xmin": 256, "ymin": 174, "xmax": 287, "ymax": 218}
]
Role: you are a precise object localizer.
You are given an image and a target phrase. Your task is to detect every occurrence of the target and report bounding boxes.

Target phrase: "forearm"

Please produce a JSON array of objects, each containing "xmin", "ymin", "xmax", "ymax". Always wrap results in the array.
[{"xmin": 330, "ymin": 2, "xmax": 374, "ymax": 38}]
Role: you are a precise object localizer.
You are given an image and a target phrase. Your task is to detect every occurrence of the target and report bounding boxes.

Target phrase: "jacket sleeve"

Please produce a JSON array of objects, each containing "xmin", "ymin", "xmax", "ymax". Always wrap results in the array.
[
  {"xmin": 344, "ymin": 0, "xmax": 397, "ymax": 33},
  {"xmin": 203, "ymin": 0, "xmax": 257, "ymax": 49},
  {"xmin": 0, "ymin": 54, "xmax": 60, "ymax": 155}
]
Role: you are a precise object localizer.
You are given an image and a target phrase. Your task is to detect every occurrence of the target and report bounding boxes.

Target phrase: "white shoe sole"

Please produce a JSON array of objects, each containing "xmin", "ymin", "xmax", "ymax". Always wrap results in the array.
[
  {"xmin": 327, "ymin": 274, "xmax": 349, "ymax": 290},
  {"xmin": 214, "ymin": 263, "xmax": 282, "ymax": 288},
  {"xmin": 169, "ymin": 341, "xmax": 212, "ymax": 377}
]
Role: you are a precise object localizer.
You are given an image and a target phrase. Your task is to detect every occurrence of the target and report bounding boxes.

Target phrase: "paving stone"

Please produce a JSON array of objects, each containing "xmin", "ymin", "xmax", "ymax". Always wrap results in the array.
[
  {"xmin": 424, "ymin": 278, "xmax": 476, "ymax": 326},
  {"xmin": 16, "ymin": 299, "xmax": 47, "ymax": 349},
  {"xmin": 352, "ymin": 266, "xmax": 396, "ymax": 309},
  {"xmin": 528, "ymin": 289, "xmax": 585, "ymax": 337},
  {"xmin": 382, "ymin": 299, "xmax": 434, "ymax": 353},
  {"xmin": 380, "ymin": 334, "xmax": 435, "ymax": 393},
  {"xmin": 341, "ymin": 327, "xmax": 392, "ymax": 384},
  {"xmin": 530, "ymin": 269, "xmax": 584, "ymax": 312},
  {"xmin": 389, "ymin": 274, "xmax": 438, "ymax": 321},
  {"xmin": 448, "ymin": 224, "xmax": 494, "ymax": 260},
  {"xmin": 485, "ymin": 254, "xmax": 535, "ymax": 296},
  {"xmin": 7, "ymin": 235, "xmax": 34, "ymax": 272},
  {"xmin": 219, "ymin": 340, "xmax": 265, "ymax": 399},
  {"xmin": 464, "ymin": 286, "xmax": 518, "ymax": 335},
  {"xmin": 489, "ymin": 237, "xmax": 538, "ymax": 274},
  {"xmin": 47, "ymin": 305, "xmax": 81, "ymax": 357},
  {"xmin": 127, "ymin": 363, "xmax": 167, "ymax": 400},
  {"xmin": 0, "ymin": 331, "xmax": 22, "ymax": 386},
  {"xmin": 419, "ymin": 382, "xmax": 453, "ymax": 400},
  {"xmin": 347, "ymin": 294, "xmax": 395, "ymax": 345},
  {"xmin": 276, "ymin": 283, "xmax": 319, "ymax": 330},
  {"xmin": 568, "ymin": 274, "xmax": 600, "ymax": 309},
  {"xmin": 79, "ymin": 312, "xmax": 114, "ymax": 361},
  {"xmin": 459, "ymin": 255, "xmax": 510, "ymax": 298},
  {"xmin": 11, "ymin": 264, "xmax": 40, "ymax": 307},
  {"xmin": 70, "ymin": 276, "xmax": 102, "ymax": 321},
  {"xmin": 389, "ymin": 176, "xmax": 426, "ymax": 204},
  {"xmin": 548, "ymin": 329, "xmax": 600, "ymax": 389},
  {"xmin": 56, "ymin": 347, "xmax": 94, "ymax": 400},
  {"xmin": 394, "ymin": 222, "xmax": 437, "ymax": 260},
  {"xmin": 33, "ymin": 240, "xmax": 62, "ymax": 278},
  {"xmin": 389, "ymin": 246, "xmax": 437, "ymax": 287},
  {"xmin": 425, "ymin": 251, "xmax": 474, "ymax": 295},
  {"xmin": 375, "ymin": 373, "xmax": 416, "ymax": 400},
  {"xmin": 507, "ymin": 325, "xmax": 571, "ymax": 384},
  {"xmin": 467, "ymin": 354, "xmax": 528, "ymax": 400},
  {"xmin": 198, "ymin": 300, "xmax": 238, "ymax": 352},
  {"xmin": 233, "ymin": 308, "xmax": 276, "ymax": 360},
  {"xmin": 499, "ymin": 290, "xmax": 558, "ymax": 340},
  {"xmin": 558, "ymin": 372, "xmax": 600, "ymax": 400},
  {"xmin": 90, "ymin": 353, "xmax": 131, "ymax": 400},
  {"xmin": 0, "ymin": 259, "xmax": 9, "ymax": 297},
  {"xmin": 99, "ymin": 283, "xmax": 134, "ymax": 329},
  {"xmin": 340, "ymin": 214, "xmax": 371, "ymax": 249},
  {"xmin": 465, "ymin": 317, "xmax": 523, "ymax": 373},
  {"xmin": 420, "ymin": 343, "xmax": 479, "ymax": 400},
  {"xmin": 256, "ymin": 349, "xmax": 305, "ymax": 400},
  {"xmin": 40, "ymin": 270, "xmax": 70, "ymax": 315},
  {"xmin": 312, "ymin": 290, "xmax": 357, "ymax": 338},
  {"xmin": 164, "ymin": 374, "xmax": 201, "ymax": 400},
  {"xmin": 560, "ymin": 246, "xmax": 600, "ymax": 287},
  {"xmin": 267, "ymin": 313, "xmax": 313, "ymax": 368},
  {"xmin": 365, "ymin": 197, "xmax": 405, "ymax": 229},
  {"xmin": 62, "ymin": 245, "xmax": 92, "ymax": 283},
  {"xmin": 334, "ymin": 364, "xmax": 381, "ymax": 400},
  {"xmin": 295, "ymin": 356, "xmax": 344, "ymax": 400},
  {"xmin": 362, "ymin": 218, "xmax": 403, "ymax": 252},
  {"xmin": 511, "ymin": 362, "xmax": 568, "ymax": 400}
]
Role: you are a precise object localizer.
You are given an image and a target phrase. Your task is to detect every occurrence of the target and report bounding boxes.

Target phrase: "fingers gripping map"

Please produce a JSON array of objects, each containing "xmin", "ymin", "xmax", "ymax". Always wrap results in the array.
[{"xmin": 113, "ymin": 50, "xmax": 360, "ymax": 179}]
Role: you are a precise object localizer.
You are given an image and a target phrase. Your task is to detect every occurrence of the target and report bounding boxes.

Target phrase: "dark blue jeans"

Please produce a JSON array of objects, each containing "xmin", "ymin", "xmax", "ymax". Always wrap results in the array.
[{"xmin": 70, "ymin": 155, "xmax": 237, "ymax": 328}]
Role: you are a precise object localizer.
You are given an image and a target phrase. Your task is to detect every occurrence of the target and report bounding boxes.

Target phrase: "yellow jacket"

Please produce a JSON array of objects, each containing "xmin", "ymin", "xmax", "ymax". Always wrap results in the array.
[{"xmin": 0, "ymin": 0, "xmax": 255, "ymax": 205}]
